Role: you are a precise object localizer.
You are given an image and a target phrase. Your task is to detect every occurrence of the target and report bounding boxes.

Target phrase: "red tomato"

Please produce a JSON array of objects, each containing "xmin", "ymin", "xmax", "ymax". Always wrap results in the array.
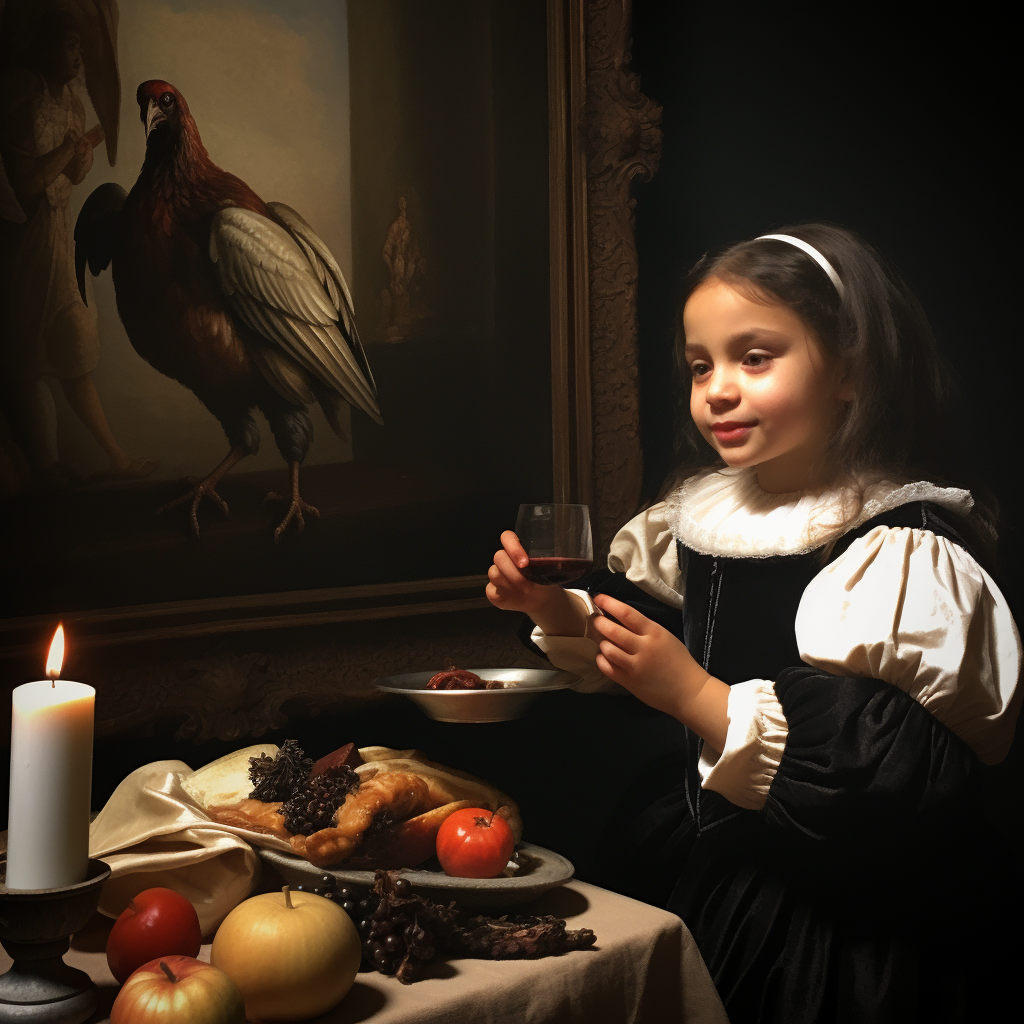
[
  {"xmin": 106, "ymin": 887, "xmax": 203, "ymax": 984},
  {"xmin": 436, "ymin": 807, "xmax": 515, "ymax": 878}
]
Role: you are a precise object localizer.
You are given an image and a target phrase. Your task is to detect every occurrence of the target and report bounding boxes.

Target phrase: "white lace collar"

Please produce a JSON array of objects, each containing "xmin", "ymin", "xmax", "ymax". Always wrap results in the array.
[{"xmin": 663, "ymin": 467, "xmax": 974, "ymax": 558}]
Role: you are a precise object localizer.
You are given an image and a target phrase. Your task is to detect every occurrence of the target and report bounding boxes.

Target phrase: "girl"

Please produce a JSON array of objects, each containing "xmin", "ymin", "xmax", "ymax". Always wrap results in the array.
[{"xmin": 487, "ymin": 224, "xmax": 1021, "ymax": 1023}]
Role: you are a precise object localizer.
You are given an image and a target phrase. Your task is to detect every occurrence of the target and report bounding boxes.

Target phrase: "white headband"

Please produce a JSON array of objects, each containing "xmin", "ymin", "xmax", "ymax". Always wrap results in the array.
[{"xmin": 755, "ymin": 234, "xmax": 845, "ymax": 298}]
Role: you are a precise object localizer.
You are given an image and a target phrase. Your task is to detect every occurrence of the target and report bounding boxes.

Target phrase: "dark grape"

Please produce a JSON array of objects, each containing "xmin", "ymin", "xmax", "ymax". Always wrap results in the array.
[
  {"xmin": 341, "ymin": 900, "xmax": 357, "ymax": 915},
  {"xmin": 384, "ymin": 934, "xmax": 403, "ymax": 953},
  {"xmin": 359, "ymin": 918, "xmax": 373, "ymax": 933},
  {"xmin": 358, "ymin": 897, "xmax": 377, "ymax": 913},
  {"xmin": 394, "ymin": 877, "xmax": 411, "ymax": 896},
  {"xmin": 292, "ymin": 884, "xmax": 306, "ymax": 892},
  {"xmin": 338, "ymin": 885, "xmax": 355, "ymax": 899},
  {"xmin": 373, "ymin": 947, "xmax": 389, "ymax": 966},
  {"xmin": 320, "ymin": 874, "xmax": 336, "ymax": 890}
]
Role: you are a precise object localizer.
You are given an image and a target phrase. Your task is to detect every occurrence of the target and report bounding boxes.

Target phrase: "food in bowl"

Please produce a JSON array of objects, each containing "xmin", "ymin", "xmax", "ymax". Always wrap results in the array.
[{"xmin": 425, "ymin": 665, "xmax": 509, "ymax": 690}]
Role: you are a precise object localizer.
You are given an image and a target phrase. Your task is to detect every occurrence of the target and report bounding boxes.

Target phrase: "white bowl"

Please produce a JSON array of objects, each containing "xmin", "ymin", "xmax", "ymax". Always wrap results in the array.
[{"xmin": 374, "ymin": 668, "xmax": 578, "ymax": 722}]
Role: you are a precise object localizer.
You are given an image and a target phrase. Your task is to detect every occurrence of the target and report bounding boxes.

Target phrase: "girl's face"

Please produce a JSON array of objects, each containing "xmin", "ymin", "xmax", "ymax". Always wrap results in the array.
[{"xmin": 682, "ymin": 277, "xmax": 849, "ymax": 493}]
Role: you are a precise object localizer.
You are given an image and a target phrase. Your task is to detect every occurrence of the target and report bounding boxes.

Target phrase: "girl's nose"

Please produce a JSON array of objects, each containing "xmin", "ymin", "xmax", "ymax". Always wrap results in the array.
[{"xmin": 706, "ymin": 367, "xmax": 738, "ymax": 406}]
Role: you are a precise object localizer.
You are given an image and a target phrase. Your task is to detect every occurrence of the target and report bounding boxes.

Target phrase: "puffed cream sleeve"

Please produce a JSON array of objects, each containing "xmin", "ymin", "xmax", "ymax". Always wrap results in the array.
[
  {"xmin": 699, "ymin": 524, "xmax": 1023, "ymax": 810},
  {"xmin": 697, "ymin": 680, "xmax": 789, "ymax": 809},
  {"xmin": 528, "ymin": 502, "xmax": 684, "ymax": 692},
  {"xmin": 794, "ymin": 525, "xmax": 1022, "ymax": 765}
]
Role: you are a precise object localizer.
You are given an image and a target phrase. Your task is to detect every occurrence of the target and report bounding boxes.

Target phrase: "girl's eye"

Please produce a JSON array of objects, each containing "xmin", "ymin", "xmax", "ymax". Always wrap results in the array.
[
  {"xmin": 690, "ymin": 362, "xmax": 711, "ymax": 379},
  {"xmin": 744, "ymin": 352, "xmax": 771, "ymax": 368}
]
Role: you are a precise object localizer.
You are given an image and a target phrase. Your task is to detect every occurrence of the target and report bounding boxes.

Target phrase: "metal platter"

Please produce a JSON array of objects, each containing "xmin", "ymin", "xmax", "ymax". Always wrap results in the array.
[
  {"xmin": 257, "ymin": 842, "xmax": 574, "ymax": 911},
  {"xmin": 374, "ymin": 669, "xmax": 578, "ymax": 723}
]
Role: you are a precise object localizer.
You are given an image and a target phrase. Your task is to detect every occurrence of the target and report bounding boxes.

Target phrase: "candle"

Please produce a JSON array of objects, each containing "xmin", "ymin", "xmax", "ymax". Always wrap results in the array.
[{"xmin": 5, "ymin": 625, "xmax": 95, "ymax": 890}]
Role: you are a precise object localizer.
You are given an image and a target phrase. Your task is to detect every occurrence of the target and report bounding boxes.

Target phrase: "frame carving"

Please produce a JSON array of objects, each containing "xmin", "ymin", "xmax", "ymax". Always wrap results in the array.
[{"xmin": 0, "ymin": 0, "xmax": 662, "ymax": 744}]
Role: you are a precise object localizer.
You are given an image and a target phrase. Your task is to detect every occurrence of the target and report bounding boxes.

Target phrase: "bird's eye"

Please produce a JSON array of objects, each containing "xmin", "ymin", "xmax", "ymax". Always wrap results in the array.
[{"xmin": 159, "ymin": 92, "xmax": 174, "ymax": 109}]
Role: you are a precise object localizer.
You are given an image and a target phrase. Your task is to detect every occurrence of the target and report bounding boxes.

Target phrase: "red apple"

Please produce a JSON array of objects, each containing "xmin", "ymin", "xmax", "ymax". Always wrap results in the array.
[
  {"xmin": 110, "ymin": 956, "xmax": 244, "ymax": 1023},
  {"xmin": 106, "ymin": 887, "xmax": 203, "ymax": 983}
]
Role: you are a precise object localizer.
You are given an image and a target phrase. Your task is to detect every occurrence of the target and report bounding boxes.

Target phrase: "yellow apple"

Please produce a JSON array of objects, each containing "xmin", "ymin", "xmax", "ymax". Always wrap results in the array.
[{"xmin": 211, "ymin": 886, "xmax": 361, "ymax": 1021}]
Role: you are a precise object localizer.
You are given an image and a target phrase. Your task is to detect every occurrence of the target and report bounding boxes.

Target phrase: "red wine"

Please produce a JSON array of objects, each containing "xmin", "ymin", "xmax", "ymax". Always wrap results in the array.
[{"xmin": 520, "ymin": 556, "xmax": 592, "ymax": 585}]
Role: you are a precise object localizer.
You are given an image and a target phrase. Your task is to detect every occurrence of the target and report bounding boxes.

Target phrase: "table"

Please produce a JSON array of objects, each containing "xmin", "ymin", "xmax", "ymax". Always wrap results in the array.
[{"xmin": 1, "ymin": 877, "xmax": 729, "ymax": 1023}]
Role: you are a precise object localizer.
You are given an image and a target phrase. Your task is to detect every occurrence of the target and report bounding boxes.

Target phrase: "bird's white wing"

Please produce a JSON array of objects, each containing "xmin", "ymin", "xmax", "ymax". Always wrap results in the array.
[
  {"xmin": 266, "ymin": 203, "xmax": 353, "ymax": 327},
  {"xmin": 209, "ymin": 207, "xmax": 381, "ymax": 423},
  {"xmin": 267, "ymin": 201, "xmax": 378, "ymax": 399}
]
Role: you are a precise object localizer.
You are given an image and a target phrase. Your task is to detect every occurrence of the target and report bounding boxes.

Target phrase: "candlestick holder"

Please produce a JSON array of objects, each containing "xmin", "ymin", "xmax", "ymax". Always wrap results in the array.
[{"xmin": 0, "ymin": 857, "xmax": 111, "ymax": 1024}]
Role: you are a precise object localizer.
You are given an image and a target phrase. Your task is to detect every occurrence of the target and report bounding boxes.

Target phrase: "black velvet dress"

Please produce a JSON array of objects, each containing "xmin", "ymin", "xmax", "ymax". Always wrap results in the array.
[{"xmin": 569, "ymin": 501, "xmax": 1018, "ymax": 1024}]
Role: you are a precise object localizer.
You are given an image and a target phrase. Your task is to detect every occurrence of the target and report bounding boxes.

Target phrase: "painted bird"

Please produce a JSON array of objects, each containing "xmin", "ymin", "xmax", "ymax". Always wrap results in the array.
[{"xmin": 75, "ymin": 80, "xmax": 381, "ymax": 541}]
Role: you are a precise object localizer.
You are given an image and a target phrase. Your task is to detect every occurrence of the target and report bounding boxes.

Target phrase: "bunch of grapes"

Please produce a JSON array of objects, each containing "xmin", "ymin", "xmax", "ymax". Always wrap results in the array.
[
  {"xmin": 290, "ymin": 870, "xmax": 595, "ymax": 985},
  {"xmin": 360, "ymin": 876, "xmax": 450, "ymax": 981},
  {"xmin": 291, "ymin": 873, "xmax": 452, "ymax": 982}
]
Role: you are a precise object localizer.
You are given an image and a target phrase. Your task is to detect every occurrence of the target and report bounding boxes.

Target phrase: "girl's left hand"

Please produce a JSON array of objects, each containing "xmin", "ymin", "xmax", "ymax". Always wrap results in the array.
[{"xmin": 591, "ymin": 593, "xmax": 729, "ymax": 750}]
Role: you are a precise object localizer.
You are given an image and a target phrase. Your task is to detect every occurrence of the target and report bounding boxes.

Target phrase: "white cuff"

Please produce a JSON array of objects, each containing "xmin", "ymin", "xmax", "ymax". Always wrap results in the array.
[
  {"xmin": 698, "ymin": 679, "xmax": 788, "ymax": 810},
  {"xmin": 529, "ymin": 590, "xmax": 620, "ymax": 693}
]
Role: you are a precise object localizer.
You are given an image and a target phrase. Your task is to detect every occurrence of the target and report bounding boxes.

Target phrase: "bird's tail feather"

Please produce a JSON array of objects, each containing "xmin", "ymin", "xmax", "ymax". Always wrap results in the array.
[{"xmin": 312, "ymin": 383, "xmax": 351, "ymax": 440}]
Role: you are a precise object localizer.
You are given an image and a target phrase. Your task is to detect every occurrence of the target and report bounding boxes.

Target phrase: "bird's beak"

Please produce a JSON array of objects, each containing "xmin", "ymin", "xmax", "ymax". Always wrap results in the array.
[{"xmin": 144, "ymin": 99, "xmax": 166, "ymax": 139}]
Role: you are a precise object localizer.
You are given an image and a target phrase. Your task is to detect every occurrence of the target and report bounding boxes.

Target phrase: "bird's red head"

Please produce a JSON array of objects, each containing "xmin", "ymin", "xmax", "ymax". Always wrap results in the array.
[{"xmin": 137, "ymin": 80, "xmax": 191, "ymax": 140}]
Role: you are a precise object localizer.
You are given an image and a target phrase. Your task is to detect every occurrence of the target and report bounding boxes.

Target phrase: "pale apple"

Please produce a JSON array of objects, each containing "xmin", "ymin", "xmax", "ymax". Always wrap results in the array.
[
  {"xmin": 110, "ymin": 955, "xmax": 245, "ymax": 1024},
  {"xmin": 212, "ymin": 886, "xmax": 360, "ymax": 1021}
]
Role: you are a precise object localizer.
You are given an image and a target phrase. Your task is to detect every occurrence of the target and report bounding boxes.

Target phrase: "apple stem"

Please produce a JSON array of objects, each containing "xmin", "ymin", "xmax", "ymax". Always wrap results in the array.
[
  {"xmin": 159, "ymin": 961, "xmax": 177, "ymax": 984},
  {"xmin": 283, "ymin": 885, "xmax": 294, "ymax": 909}
]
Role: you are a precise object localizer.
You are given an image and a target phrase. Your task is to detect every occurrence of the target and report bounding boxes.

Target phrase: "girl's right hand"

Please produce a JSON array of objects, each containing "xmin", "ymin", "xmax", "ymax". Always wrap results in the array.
[
  {"xmin": 486, "ymin": 530, "xmax": 546, "ymax": 614},
  {"xmin": 486, "ymin": 531, "xmax": 591, "ymax": 637}
]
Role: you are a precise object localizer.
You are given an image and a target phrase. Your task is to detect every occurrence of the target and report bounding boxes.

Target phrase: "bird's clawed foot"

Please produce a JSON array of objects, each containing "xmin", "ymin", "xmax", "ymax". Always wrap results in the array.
[
  {"xmin": 264, "ymin": 490, "xmax": 319, "ymax": 542},
  {"xmin": 156, "ymin": 478, "xmax": 230, "ymax": 537}
]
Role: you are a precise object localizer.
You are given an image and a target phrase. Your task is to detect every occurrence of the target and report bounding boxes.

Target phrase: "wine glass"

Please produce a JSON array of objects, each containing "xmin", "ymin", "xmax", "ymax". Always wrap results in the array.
[{"xmin": 514, "ymin": 503, "xmax": 593, "ymax": 585}]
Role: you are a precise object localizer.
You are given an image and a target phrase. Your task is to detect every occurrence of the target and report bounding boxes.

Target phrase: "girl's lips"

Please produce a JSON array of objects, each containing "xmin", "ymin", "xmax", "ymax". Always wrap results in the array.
[{"xmin": 711, "ymin": 422, "xmax": 754, "ymax": 442}]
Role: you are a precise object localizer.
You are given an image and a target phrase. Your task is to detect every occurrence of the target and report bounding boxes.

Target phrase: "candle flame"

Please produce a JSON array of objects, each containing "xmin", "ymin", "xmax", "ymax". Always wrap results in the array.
[{"xmin": 46, "ymin": 624, "xmax": 65, "ymax": 679}]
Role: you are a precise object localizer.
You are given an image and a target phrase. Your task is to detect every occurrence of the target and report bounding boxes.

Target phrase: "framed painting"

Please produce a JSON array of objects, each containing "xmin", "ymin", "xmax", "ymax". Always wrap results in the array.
[{"xmin": 0, "ymin": 0, "xmax": 623, "ymax": 657}]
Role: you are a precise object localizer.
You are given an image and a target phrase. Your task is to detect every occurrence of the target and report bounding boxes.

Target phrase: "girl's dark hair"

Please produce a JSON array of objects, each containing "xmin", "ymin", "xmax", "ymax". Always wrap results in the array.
[{"xmin": 666, "ymin": 222, "xmax": 998, "ymax": 548}]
